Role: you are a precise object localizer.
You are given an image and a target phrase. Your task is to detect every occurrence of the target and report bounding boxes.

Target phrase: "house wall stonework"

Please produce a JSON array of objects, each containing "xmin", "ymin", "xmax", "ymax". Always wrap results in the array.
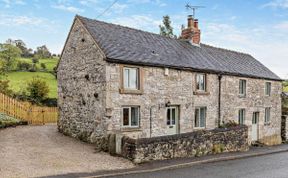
[
  {"xmin": 221, "ymin": 76, "xmax": 282, "ymax": 145},
  {"xmin": 57, "ymin": 18, "xmax": 282, "ymax": 148},
  {"xmin": 57, "ymin": 19, "xmax": 108, "ymax": 148}
]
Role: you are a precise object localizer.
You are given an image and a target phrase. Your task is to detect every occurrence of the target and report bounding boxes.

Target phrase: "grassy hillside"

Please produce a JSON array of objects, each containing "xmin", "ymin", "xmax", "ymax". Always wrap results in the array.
[
  {"xmin": 16, "ymin": 57, "xmax": 58, "ymax": 71},
  {"xmin": 7, "ymin": 72, "xmax": 57, "ymax": 98}
]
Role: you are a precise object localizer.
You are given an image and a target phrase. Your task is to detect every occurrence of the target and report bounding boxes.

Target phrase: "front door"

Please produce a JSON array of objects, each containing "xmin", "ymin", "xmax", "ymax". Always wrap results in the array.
[
  {"xmin": 252, "ymin": 112, "xmax": 259, "ymax": 141},
  {"xmin": 166, "ymin": 106, "xmax": 179, "ymax": 135}
]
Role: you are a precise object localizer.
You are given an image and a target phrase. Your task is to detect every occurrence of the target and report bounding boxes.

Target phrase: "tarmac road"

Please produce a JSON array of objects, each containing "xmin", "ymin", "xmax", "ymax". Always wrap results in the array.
[{"xmin": 110, "ymin": 151, "xmax": 288, "ymax": 178}]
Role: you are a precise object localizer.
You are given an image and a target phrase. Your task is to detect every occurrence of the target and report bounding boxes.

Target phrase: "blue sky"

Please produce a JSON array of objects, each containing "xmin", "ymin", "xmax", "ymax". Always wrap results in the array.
[{"xmin": 0, "ymin": 0, "xmax": 287, "ymax": 78}]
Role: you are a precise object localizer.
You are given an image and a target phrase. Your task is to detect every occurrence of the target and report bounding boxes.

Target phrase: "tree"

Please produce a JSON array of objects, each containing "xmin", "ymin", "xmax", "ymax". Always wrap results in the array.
[
  {"xmin": 0, "ymin": 44, "xmax": 22, "ymax": 72},
  {"xmin": 26, "ymin": 77, "xmax": 49, "ymax": 103},
  {"xmin": 159, "ymin": 15, "xmax": 177, "ymax": 39},
  {"xmin": 35, "ymin": 45, "xmax": 51, "ymax": 59},
  {"xmin": 40, "ymin": 63, "xmax": 46, "ymax": 71}
]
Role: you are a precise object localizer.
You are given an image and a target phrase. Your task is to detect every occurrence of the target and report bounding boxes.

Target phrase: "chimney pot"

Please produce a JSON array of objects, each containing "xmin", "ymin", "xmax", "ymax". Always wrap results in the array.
[
  {"xmin": 194, "ymin": 19, "xmax": 199, "ymax": 29},
  {"xmin": 187, "ymin": 15, "xmax": 194, "ymax": 28}
]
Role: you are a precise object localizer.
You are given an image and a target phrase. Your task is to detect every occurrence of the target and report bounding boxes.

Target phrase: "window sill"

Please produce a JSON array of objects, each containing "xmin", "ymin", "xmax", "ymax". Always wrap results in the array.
[
  {"xmin": 264, "ymin": 122, "xmax": 271, "ymax": 126},
  {"xmin": 121, "ymin": 127, "xmax": 142, "ymax": 132},
  {"xmin": 238, "ymin": 94, "xmax": 246, "ymax": 98},
  {"xmin": 119, "ymin": 88, "xmax": 143, "ymax": 95},
  {"xmin": 193, "ymin": 91, "xmax": 210, "ymax": 95},
  {"xmin": 194, "ymin": 127, "xmax": 206, "ymax": 130}
]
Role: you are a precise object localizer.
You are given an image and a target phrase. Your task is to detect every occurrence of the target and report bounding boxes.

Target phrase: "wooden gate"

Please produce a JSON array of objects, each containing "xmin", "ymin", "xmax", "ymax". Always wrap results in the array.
[{"xmin": 0, "ymin": 93, "xmax": 58, "ymax": 125}]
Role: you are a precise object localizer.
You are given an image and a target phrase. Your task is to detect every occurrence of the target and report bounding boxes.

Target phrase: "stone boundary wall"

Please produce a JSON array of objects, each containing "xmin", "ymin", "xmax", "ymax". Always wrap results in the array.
[
  {"xmin": 281, "ymin": 115, "xmax": 288, "ymax": 142},
  {"xmin": 121, "ymin": 126, "xmax": 249, "ymax": 163}
]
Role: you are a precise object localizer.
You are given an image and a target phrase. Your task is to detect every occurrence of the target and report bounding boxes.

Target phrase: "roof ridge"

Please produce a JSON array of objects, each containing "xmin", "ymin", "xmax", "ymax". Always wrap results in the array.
[{"xmin": 76, "ymin": 15, "xmax": 179, "ymax": 41}]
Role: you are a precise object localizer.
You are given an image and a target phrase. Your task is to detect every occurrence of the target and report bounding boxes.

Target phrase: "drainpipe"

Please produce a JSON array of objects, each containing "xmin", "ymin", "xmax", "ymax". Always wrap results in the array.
[
  {"xmin": 150, "ymin": 107, "xmax": 152, "ymax": 138},
  {"xmin": 218, "ymin": 74, "xmax": 222, "ymax": 127}
]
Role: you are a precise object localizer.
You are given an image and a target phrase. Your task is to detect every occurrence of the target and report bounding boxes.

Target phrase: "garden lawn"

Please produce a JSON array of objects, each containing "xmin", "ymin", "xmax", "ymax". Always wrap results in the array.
[
  {"xmin": 17, "ymin": 57, "xmax": 59, "ymax": 71},
  {"xmin": 0, "ymin": 113, "xmax": 21, "ymax": 128},
  {"xmin": 7, "ymin": 72, "xmax": 57, "ymax": 98}
]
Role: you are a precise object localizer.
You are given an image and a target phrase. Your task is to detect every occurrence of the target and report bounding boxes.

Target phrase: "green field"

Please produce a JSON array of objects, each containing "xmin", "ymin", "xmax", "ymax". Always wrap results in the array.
[
  {"xmin": 7, "ymin": 72, "xmax": 57, "ymax": 98},
  {"xmin": 16, "ymin": 57, "xmax": 59, "ymax": 71}
]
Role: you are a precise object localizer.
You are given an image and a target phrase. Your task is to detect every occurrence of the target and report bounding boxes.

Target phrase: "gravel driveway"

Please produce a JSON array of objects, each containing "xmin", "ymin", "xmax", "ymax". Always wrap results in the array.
[{"xmin": 0, "ymin": 125, "xmax": 134, "ymax": 178}]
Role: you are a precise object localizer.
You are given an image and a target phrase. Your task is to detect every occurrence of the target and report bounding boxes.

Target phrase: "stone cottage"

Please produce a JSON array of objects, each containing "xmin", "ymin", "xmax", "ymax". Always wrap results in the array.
[{"xmin": 57, "ymin": 15, "xmax": 283, "ymax": 147}]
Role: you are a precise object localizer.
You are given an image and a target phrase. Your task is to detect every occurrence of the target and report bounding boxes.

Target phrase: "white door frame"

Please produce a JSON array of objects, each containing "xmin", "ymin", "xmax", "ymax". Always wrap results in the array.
[
  {"xmin": 166, "ymin": 106, "xmax": 179, "ymax": 135},
  {"xmin": 252, "ymin": 112, "xmax": 259, "ymax": 142}
]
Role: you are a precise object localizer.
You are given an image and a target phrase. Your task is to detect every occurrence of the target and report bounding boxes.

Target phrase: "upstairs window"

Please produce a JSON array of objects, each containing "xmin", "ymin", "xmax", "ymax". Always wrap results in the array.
[
  {"xmin": 238, "ymin": 109, "xmax": 245, "ymax": 125},
  {"xmin": 265, "ymin": 82, "xmax": 271, "ymax": 96},
  {"xmin": 196, "ymin": 74, "xmax": 206, "ymax": 91},
  {"xmin": 122, "ymin": 106, "xmax": 140, "ymax": 127},
  {"xmin": 265, "ymin": 107, "xmax": 271, "ymax": 123},
  {"xmin": 123, "ymin": 67, "xmax": 139, "ymax": 90},
  {"xmin": 195, "ymin": 107, "xmax": 206, "ymax": 128},
  {"xmin": 239, "ymin": 79, "xmax": 246, "ymax": 96}
]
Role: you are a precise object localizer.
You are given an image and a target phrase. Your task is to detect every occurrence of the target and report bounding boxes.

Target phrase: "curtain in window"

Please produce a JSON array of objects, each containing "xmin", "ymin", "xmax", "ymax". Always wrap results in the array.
[{"xmin": 131, "ymin": 107, "xmax": 139, "ymax": 126}]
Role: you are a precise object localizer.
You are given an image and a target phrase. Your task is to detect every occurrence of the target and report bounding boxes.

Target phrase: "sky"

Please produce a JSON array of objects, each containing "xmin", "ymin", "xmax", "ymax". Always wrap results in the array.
[{"xmin": 0, "ymin": 0, "xmax": 287, "ymax": 79}]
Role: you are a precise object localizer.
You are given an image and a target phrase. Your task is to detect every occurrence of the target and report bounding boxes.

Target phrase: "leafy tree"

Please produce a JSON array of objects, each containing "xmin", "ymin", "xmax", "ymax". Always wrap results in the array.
[
  {"xmin": 15, "ymin": 40, "xmax": 33, "ymax": 58},
  {"xmin": 0, "ymin": 44, "xmax": 22, "ymax": 71},
  {"xmin": 159, "ymin": 15, "xmax": 177, "ymax": 39},
  {"xmin": 40, "ymin": 63, "xmax": 46, "ymax": 70},
  {"xmin": 35, "ymin": 45, "xmax": 51, "ymax": 59},
  {"xmin": 26, "ymin": 77, "xmax": 49, "ymax": 103}
]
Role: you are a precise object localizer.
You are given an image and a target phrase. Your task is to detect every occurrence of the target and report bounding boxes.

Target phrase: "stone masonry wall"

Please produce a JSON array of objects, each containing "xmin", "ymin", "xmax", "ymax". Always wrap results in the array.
[
  {"xmin": 57, "ymin": 19, "xmax": 107, "ymax": 149},
  {"xmin": 106, "ymin": 63, "xmax": 282, "ymax": 145},
  {"xmin": 121, "ymin": 126, "xmax": 249, "ymax": 163},
  {"xmin": 221, "ymin": 76, "xmax": 282, "ymax": 145},
  {"xmin": 105, "ymin": 64, "xmax": 219, "ymax": 139}
]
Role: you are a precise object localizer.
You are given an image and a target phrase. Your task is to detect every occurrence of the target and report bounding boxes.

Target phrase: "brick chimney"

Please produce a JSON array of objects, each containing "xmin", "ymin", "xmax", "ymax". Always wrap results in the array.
[{"xmin": 181, "ymin": 15, "xmax": 201, "ymax": 46}]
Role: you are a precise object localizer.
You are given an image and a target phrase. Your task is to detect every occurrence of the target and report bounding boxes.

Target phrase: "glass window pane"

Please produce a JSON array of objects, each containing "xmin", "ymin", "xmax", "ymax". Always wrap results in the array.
[
  {"xmin": 123, "ymin": 108, "xmax": 129, "ymax": 126},
  {"xmin": 131, "ymin": 107, "xmax": 139, "ymax": 126},
  {"xmin": 172, "ymin": 108, "xmax": 176, "ymax": 125},
  {"xmin": 129, "ymin": 68, "xmax": 138, "ymax": 89},
  {"xmin": 167, "ymin": 108, "xmax": 171, "ymax": 125},
  {"xmin": 124, "ymin": 69, "xmax": 129, "ymax": 89},
  {"xmin": 200, "ymin": 108, "xmax": 206, "ymax": 127}
]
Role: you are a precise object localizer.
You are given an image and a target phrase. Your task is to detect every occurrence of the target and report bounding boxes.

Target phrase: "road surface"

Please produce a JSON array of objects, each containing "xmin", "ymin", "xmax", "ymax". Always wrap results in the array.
[{"xmin": 111, "ymin": 151, "xmax": 288, "ymax": 178}]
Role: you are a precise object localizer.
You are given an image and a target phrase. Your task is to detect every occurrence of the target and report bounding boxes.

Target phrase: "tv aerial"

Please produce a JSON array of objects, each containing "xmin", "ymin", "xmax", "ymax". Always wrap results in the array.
[{"xmin": 185, "ymin": 3, "xmax": 205, "ymax": 18}]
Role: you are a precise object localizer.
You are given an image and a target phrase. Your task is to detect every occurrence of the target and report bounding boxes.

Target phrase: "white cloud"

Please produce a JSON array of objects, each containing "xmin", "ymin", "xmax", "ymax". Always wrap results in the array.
[
  {"xmin": 262, "ymin": 0, "xmax": 288, "ymax": 9},
  {"xmin": 52, "ymin": 4, "xmax": 84, "ymax": 13},
  {"xmin": 109, "ymin": 15, "xmax": 161, "ymax": 32},
  {"xmin": 0, "ymin": 14, "xmax": 43, "ymax": 26},
  {"xmin": 111, "ymin": 3, "xmax": 128, "ymax": 13},
  {"xmin": 127, "ymin": 0, "xmax": 166, "ymax": 7},
  {"xmin": 201, "ymin": 22, "xmax": 288, "ymax": 78},
  {"xmin": 1, "ymin": 0, "xmax": 25, "ymax": 8}
]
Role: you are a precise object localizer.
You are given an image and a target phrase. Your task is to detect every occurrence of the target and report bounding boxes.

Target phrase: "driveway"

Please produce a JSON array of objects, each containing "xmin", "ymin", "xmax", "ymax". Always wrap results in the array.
[{"xmin": 0, "ymin": 125, "xmax": 134, "ymax": 178}]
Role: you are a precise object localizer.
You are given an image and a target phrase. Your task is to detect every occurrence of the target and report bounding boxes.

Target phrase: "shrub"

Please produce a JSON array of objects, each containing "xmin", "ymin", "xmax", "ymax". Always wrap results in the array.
[
  {"xmin": 40, "ymin": 63, "xmax": 46, "ymax": 71},
  {"xmin": 219, "ymin": 120, "xmax": 239, "ymax": 129},
  {"xmin": 29, "ymin": 63, "xmax": 37, "ymax": 72},
  {"xmin": 32, "ymin": 57, "xmax": 39, "ymax": 64},
  {"xmin": 17, "ymin": 61, "xmax": 32, "ymax": 71},
  {"xmin": 26, "ymin": 77, "xmax": 49, "ymax": 103},
  {"xmin": 0, "ymin": 79, "xmax": 12, "ymax": 95}
]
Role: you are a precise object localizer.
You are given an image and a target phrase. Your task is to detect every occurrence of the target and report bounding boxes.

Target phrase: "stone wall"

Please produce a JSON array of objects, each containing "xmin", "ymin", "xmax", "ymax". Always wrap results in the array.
[
  {"xmin": 121, "ymin": 126, "xmax": 249, "ymax": 163},
  {"xmin": 57, "ymin": 18, "xmax": 108, "ymax": 149},
  {"xmin": 106, "ymin": 63, "xmax": 282, "ymax": 145},
  {"xmin": 281, "ymin": 115, "xmax": 288, "ymax": 142},
  {"xmin": 220, "ymin": 76, "xmax": 282, "ymax": 145}
]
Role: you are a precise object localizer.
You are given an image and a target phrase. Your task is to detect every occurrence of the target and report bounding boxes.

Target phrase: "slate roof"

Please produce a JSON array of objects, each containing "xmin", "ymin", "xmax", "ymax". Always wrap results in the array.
[{"xmin": 77, "ymin": 15, "xmax": 281, "ymax": 81}]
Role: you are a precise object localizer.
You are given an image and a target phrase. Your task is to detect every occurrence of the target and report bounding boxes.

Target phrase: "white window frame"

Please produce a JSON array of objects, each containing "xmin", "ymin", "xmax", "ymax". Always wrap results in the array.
[
  {"xmin": 122, "ymin": 106, "xmax": 140, "ymax": 128},
  {"xmin": 238, "ymin": 109, "xmax": 245, "ymax": 125},
  {"xmin": 265, "ymin": 107, "xmax": 271, "ymax": 123},
  {"xmin": 195, "ymin": 107, "xmax": 206, "ymax": 128},
  {"xmin": 239, "ymin": 79, "xmax": 246, "ymax": 96},
  {"xmin": 123, "ymin": 67, "xmax": 139, "ymax": 90},
  {"xmin": 265, "ymin": 82, "xmax": 271, "ymax": 96},
  {"xmin": 196, "ymin": 74, "xmax": 206, "ymax": 91}
]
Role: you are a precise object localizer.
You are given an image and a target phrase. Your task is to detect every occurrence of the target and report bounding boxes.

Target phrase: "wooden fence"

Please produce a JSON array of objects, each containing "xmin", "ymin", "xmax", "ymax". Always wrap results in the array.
[{"xmin": 0, "ymin": 93, "xmax": 58, "ymax": 125}]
